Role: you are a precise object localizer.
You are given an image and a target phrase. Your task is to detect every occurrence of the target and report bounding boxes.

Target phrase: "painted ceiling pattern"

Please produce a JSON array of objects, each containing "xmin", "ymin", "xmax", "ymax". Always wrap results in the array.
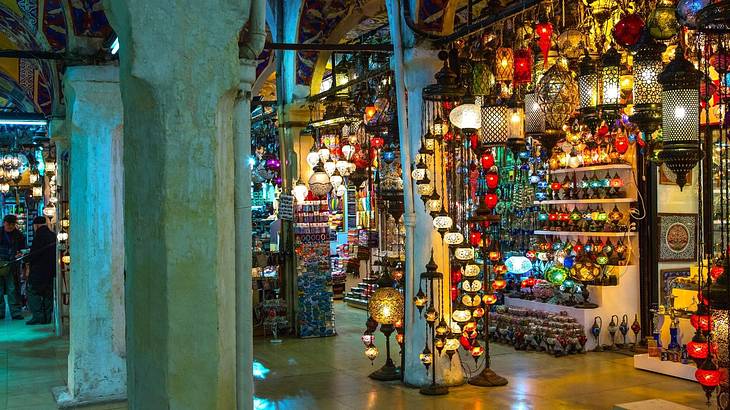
[{"xmin": 0, "ymin": 0, "xmax": 111, "ymax": 114}]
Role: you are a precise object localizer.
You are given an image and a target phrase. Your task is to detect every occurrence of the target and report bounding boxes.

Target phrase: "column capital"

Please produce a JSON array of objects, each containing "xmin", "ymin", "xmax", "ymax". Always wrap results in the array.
[
  {"xmin": 49, "ymin": 118, "xmax": 69, "ymax": 147},
  {"xmin": 238, "ymin": 58, "xmax": 257, "ymax": 92},
  {"xmin": 402, "ymin": 47, "xmax": 441, "ymax": 92}
]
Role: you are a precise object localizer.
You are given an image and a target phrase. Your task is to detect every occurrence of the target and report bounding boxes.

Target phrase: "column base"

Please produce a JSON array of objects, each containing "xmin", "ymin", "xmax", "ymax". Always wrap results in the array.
[
  {"xmin": 468, "ymin": 368, "xmax": 508, "ymax": 387},
  {"xmin": 369, "ymin": 364, "xmax": 401, "ymax": 381},
  {"xmin": 419, "ymin": 383, "xmax": 449, "ymax": 395},
  {"xmin": 52, "ymin": 386, "xmax": 126, "ymax": 409}
]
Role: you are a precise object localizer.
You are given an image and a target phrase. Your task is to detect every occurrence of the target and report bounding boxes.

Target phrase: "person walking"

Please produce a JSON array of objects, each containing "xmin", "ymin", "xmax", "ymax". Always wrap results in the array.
[
  {"xmin": 25, "ymin": 216, "xmax": 56, "ymax": 325},
  {"xmin": 0, "ymin": 214, "xmax": 26, "ymax": 320}
]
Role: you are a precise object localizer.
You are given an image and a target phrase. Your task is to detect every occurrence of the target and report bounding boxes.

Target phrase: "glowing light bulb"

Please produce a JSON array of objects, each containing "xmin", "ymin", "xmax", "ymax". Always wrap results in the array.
[{"xmin": 674, "ymin": 106, "xmax": 687, "ymax": 119}]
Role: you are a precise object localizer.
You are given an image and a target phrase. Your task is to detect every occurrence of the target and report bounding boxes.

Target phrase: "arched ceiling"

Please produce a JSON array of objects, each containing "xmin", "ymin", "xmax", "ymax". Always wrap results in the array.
[{"xmin": 0, "ymin": 0, "xmax": 112, "ymax": 115}]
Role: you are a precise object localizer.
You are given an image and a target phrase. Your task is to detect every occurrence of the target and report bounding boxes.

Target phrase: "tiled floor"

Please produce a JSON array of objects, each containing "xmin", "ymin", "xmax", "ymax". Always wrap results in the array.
[
  {"xmin": 0, "ymin": 303, "xmax": 713, "ymax": 410},
  {"xmin": 253, "ymin": 302, "xmax": 714, "ymax": 410},
  {"xmin": 0, "ymin": 314, "xmax": 125, "ymax": 410}
]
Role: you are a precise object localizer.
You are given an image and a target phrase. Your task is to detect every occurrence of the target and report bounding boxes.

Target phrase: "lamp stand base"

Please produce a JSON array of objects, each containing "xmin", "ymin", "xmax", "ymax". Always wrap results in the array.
[
  {"xmin": 368, "ymin": 364, "xmax": 401, "ymax": 381},
  {"xmin": 419, "ymin": 384, "xmax": 449, "ymax": 396},
  {"xmin": 468, "ymin": 368, "xmax": 508, "ymax": 387}
]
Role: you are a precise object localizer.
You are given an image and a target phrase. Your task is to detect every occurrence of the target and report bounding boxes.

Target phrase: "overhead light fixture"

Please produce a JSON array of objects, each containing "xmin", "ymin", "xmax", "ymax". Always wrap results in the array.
[
  {"xmin": 111, "ymin": 37, "xmax": 120, "ymax": 55},
  {"xmin": 0, "ymin": 113, "xmax": 47, "ymax": 126}
]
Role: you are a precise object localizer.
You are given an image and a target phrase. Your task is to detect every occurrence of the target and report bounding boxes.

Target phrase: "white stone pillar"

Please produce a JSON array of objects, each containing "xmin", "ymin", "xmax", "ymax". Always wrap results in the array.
[
  {"xmin": 234, "ymin": 58, "xmax": 256, "ymax": 409},
  {"xmin": 53, "ymin": 66, "xmax": 126, "ymax": 407},
  {"xmin": 105, "ymin": 0, "xmax": 251, "ymax": 407},
  {"xmin": 49, "ymin": 118, "xmax": 69, "ymax": 337}
]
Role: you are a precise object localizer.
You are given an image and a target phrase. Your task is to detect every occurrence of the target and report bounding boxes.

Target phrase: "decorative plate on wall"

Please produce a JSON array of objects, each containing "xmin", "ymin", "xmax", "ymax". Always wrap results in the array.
[{"xmin": 657, "ymin": 213, "xmax": 697, "ymax": 262}]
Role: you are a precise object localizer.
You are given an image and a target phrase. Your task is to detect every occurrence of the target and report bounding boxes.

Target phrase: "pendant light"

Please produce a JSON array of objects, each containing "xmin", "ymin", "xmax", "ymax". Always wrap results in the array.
[
  {"xmin": 657, "ymin": 44, "xmax": 702, "ymax": 190},
  {"xmin": 600, "ymin": 46, "xmax": 623, "ymax": 122},
  {"xmin": 450, "ymin": 91, "xmax": 482, "ymax": 134},
  {"xmin": 578, "ymin": 51, "xmax": 600, "ymax": 130},
  {"xmin": 480, "ymin": 91, "xmax": 509, "ymax": 147},
  {"xmin": 630, "ymin": 32, "xmax": 665, "ymax": 134},
  {"xmin": 308, "ymin": 161, "xmax": 333, "ymax": 197}
]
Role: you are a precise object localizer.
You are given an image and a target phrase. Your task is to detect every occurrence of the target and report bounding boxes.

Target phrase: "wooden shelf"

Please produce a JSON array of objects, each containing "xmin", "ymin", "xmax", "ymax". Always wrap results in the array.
[
  {"xmin": 533, "ymin": 230, "xmax": 637, "ymax": 238},
  {"xmin": 534, "ymin": 197, "xmax": 636, "ymax": 205},
  {"xmin": 549, "ymin": 164, "xmax": 633, "ymax": 175}
]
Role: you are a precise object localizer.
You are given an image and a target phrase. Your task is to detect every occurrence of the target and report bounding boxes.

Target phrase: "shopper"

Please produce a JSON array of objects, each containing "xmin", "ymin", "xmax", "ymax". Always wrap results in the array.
[
  {"xmin": 0, "ymin": 214, "xmax": 26, "ymax": 320},
  {"xmin": 26, "ymin": 216, "xmax": 56, "ymax": 325}
]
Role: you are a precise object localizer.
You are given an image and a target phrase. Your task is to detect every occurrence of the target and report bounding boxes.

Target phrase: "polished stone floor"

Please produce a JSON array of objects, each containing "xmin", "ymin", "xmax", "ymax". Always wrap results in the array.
[
  {"xmin": 0, "ymin": 303, "xmax": 713, "ymax": 409},
  {"xmin": 253, "ymin": 302, "xmax": 712, "ymax": 410}
]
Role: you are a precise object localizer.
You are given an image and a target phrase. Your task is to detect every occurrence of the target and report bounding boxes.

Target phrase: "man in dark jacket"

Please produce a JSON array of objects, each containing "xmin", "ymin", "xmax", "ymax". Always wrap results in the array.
[
  {"xmin": 26, "ymin": 216, "xmax": 56, "ymax": 325},
  {"xmin": 0, "ymin": 214, "xmax": 26, "ymax": 320}
]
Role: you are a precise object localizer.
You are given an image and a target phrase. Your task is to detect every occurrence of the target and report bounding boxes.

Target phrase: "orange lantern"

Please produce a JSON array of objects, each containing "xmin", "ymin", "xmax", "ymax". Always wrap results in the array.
[{"xmin": 495, "ymin": 47, "xmax": 515, "ymax": 82}]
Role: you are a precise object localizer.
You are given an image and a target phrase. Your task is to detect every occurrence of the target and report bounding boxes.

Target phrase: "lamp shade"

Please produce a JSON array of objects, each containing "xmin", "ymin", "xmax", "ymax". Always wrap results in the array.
[
  {"xmin": 481, "ymin": 98, "xmax": 509, "ymax": 146},
  {"xmin": 308, "ymin": 163, "xmax": 333, "ymax": 197},
  {"xmin": 495, "ymin": 47, "xmax": 514, "ymax": 82},
  {"xmin": 633, "ymin": 39, "xmax": 663, "ymax": 106},
  {"xmin": 306, "ymin": 151, "xmax": 321, "ymax": 168},
  {"xmin": 524, "ymin": 93, "xmax": 546, "ymax": 135},
  {"xmin": 578, "ymin": 54, "xmax": 599, "ymax": 112},
  {"xmin": 368, "ymin": 287, "xmax": 404, "ymax": 325},
  {"xmin": 601, "ymin": 47, "xmax": 622, "ymax": 108},
  {"xmin": 659, "ymin": 47, "xmax": 701, "ymax": 143},
  {"xmin": 450, "ymin": 100, "xmax": 482, "ymax": 131},
  {"xmin": 292, "ymin": 181, "xmax": 309, "ymax": 203},
  {"xmin": 537, "ymin": 61, "xmax": 579, "ymax": 131}
]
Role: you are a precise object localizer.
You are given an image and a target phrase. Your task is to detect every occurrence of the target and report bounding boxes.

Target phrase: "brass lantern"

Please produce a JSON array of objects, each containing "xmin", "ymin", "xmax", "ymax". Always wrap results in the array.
[
  {"xmin": 657, "ymin": 45, "xmax": 702, "ymax": 190},
  {"xmin": 495, "ymin": 47, "xmax": 515, "ymax": 82},
  {"xmin": 507, "ymin": 97, "xmax": 526, "ymax": 153},
  {"xmin": 578, "ymin": 52, "xmax": 600, "ymax": 129},
  {"xmin": 524, "ymin": 93, "xmax": 545, "ymax": 136},
  {"xmin": 481, "ymin": 94, "xmax": 509, "ymax": 146},
  {"xmin": 600, "ymin": 46, "xmax": 622, "ymax": 121},
  {"xmin": 536, "ymin": 60, "xmax": 579, "ymax": 152},
  {"xmin": 631, "ymin": 33, "xmax": 665, "ymax": 134}
]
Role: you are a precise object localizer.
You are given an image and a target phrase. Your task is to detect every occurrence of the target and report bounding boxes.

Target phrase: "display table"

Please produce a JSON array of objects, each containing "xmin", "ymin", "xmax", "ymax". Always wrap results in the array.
[
  {"xmin": 505, "ymin": 265, "xmax": 641, "ymax": 351},
  {"xmin": 633, "ymin": 354, "xmax": 697, "ymax": 381}
]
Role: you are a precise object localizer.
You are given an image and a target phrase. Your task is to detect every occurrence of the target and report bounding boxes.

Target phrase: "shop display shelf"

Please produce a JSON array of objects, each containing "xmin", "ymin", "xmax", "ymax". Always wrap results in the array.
[
  {"xmin": 533, "ymin": 230, "xmax": 637, "ymax": 238},
  {"xmin": 633, "ymin": 353, "xmax": 696, "ymax": 381},
  {"xmin": 534, "ymin": 197, "xmax": 636, "ymax": 205},
  {"xmin": 549, "ymin": 164, "xmax": 633, "ymax": 175}
]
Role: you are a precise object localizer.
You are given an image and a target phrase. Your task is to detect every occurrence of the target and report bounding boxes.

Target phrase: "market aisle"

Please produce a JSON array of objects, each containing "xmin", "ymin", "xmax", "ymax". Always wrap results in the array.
[
  {"xmin": 0, "ymin": 317, "xmax": 125, "ymax": 410},
  {"xmin": 253, "ymin": 302, "xmax": 711, "ymax": 410}
]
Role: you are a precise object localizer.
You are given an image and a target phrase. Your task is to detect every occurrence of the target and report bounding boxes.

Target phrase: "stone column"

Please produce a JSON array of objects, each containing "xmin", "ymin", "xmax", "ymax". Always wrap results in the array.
[
  {"xmin": 399, "ymin": 48, "xmax": 465, "ymax": 387},
  {"xmin": 53, "ymin": 66, "xmax": 126, "ymax": 407},
  {"xmin": 49, "ymin": 119, "xmax": 69, "ymax": 337},
  {"xmin": 105, "ymin": 1, "xmax": 250, "ymax": 408},
  {"xmin": 234, "ymin": 58, "xmax": 256, "ymax": 409}
]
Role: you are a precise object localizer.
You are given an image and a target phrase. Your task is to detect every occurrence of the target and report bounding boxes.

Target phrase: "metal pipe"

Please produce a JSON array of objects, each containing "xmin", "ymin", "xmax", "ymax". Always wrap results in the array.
[
  {"xmin": 0, "ymin": 50, "xmax": 66, "ymax": 60},
  {"xmin": 236, "ymin": 1, "xmax": 267, "ymax": 408},
  {"xmin": 432, "ymin": 0, "xmax": 541, "ymax": 46},
  {"xmin": 308, "ymin": 68, "xmax": 391, "ymax": 102},
  {"xmin": 264, "ymin": 42, "xmax": 393, "ymax": 53},
  {"xmin": 388, "ymin": 0, "xmax": 417, "ymax": 382}
]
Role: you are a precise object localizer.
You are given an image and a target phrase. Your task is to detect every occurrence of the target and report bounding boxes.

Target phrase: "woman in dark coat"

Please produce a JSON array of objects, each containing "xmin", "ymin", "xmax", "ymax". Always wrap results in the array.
[{"xmin": 26, "ymin": 216, "xmax": 57, "ymax": 325}]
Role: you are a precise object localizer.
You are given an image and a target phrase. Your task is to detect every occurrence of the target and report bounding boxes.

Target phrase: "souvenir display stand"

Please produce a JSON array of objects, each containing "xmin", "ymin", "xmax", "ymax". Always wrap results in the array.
[{"xmin": 294, "ymin": 199, "xmax": 336, "ymax": 338}]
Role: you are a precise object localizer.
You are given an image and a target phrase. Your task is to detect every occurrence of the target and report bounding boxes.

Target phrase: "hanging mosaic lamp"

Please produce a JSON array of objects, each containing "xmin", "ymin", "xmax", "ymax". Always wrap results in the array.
[
  {"xmin": 524, "ymin": 93, "xmax": 546, "ymax": 137},
  {"xmin": 495, "ymin": 47, "xmax": 515, "ymax": 83},
  {"xmin": 450, "ymin": 92, "xmax": 482, "ymax": 134},
  {"xmin": 308, "ymin": 161, "xmax": 333, "ymax": 197},
  {"xmin": 506, "ymin": 97, "xmax": 526, "ymax": 153},
  {"xmin": 481, "ymin": 94, "xmax": 509, "ymax": 147},
  {"xmin": 612, "ymin": 14, "xmax": 645, "ymax": 47},
  {"xmin": 424, "ymin": 50, "xmax": 466, "ymax": 102},
  {"xmin": 630, "ymin": 32, "xmax": 665, "ymax": 134},
  {"xmin": 536, "ymin": 60, "xmax": 579, "ymax": 152},
  {"xmin": 472, "ymin": 61, "xmax": 496, "ymax": 96},
  {"xmin": 535, "ymin": 20, "xmax": 553, "ymax": 67},
  {"xmin": 647, "ymin": 0, "xmax": 680, "ymax": 40},
  {"xmin": 656, "ymin": 45, "xmax": 702, "ymax": 190},
  {"xmin": 676, "ymin": 0, "xmax": 710, "ymax": 29},
  {"xmin": 696, "ymin": 0, "xmax": 730, "ymax": 32},
  {"xmin": 578, "ymin": 51, "xmax": 600, "ymax": 129},
  {"xmin": 600, "ymin": 46, "xmax": 623, "ymax": 121},
  {"xmin": 513, "ymin": 48, "xmax": 532, "ymax": 85}
]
